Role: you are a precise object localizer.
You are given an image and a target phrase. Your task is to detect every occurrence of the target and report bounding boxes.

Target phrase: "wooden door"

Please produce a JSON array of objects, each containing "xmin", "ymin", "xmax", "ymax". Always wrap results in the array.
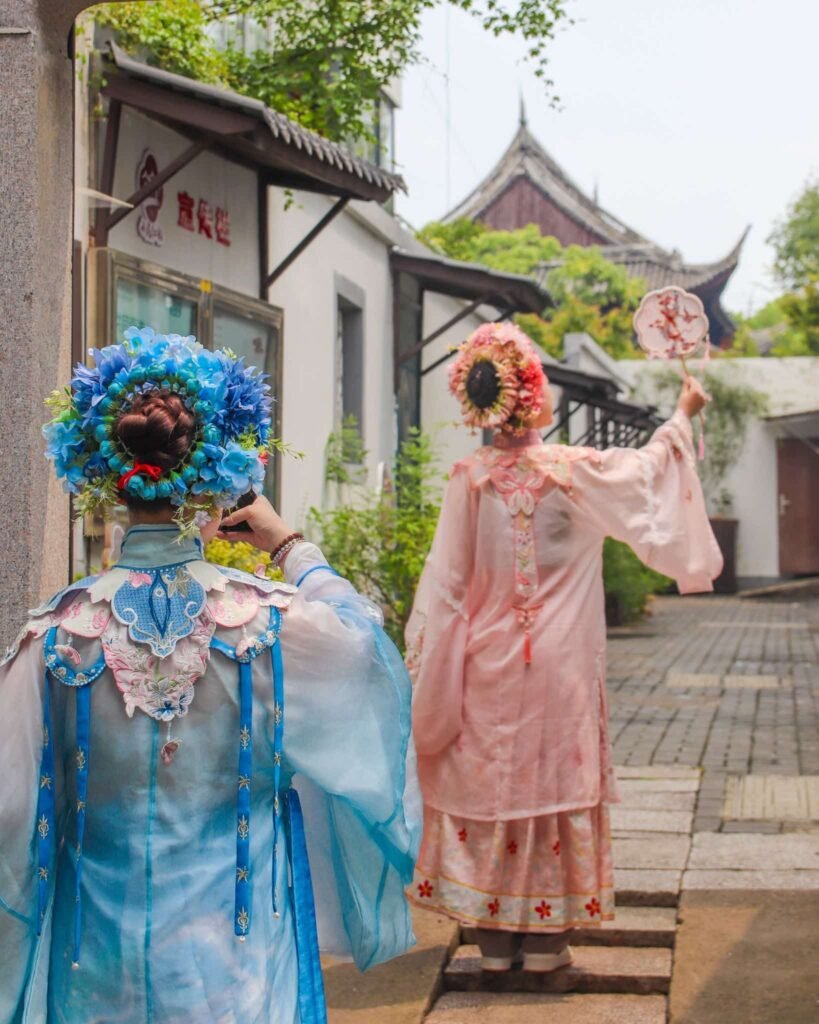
[{"xmin": 777, "ymin": 437, "xmax": 819, "ymax": 575}]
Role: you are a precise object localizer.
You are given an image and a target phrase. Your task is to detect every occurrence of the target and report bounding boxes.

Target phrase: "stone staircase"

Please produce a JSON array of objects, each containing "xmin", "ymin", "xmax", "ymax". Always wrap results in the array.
[{"xmin": 424, "ymin": 767, "xmax": 700, "ymax": 1023}]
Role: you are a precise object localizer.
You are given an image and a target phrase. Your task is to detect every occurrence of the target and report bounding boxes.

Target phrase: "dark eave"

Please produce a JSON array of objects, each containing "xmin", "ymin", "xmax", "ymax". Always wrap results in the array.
[
  {"xmin": 101, "ymin": 43, "xmax": 406, "ymax": 204},
  {"xmin": 390, "ymin": 248, "xmax": 551, "ymax": 314}
]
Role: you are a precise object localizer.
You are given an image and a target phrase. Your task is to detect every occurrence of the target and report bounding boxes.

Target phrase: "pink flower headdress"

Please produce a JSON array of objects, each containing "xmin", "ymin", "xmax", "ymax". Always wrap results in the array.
[{"xmin": 448, "ymin": 322, "xmax": 547, "ymax": 435}]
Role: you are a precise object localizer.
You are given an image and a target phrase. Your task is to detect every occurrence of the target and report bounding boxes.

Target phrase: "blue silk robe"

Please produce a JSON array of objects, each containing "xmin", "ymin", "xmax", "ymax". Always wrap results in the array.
[{"xmin": 0, "ymin": 527, "xmax": 421, "ymax": 1024}]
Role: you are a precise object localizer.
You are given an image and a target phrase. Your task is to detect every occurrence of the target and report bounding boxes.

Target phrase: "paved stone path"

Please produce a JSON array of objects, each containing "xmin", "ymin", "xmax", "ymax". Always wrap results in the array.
[
  {"xmin": 607, "ymin": 595, "xmax": 819, "ymax": 832},
  {"xmin": 326, "ymin": 595, "xmax": 819, "ymax": 1023}
]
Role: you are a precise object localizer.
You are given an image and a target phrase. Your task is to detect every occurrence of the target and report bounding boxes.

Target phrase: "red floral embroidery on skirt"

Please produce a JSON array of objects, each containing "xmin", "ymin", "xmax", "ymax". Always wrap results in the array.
[
  {"xmin": 417, "ymin": 880, "xmax": 433, "ymax": 898},
  {"xmin": 535, "ymin": 901, "xmax": 552, "ymax": 919},
  {"xmin": 487, "ymin": 898, "xmax": 500, "ymax": 917}
]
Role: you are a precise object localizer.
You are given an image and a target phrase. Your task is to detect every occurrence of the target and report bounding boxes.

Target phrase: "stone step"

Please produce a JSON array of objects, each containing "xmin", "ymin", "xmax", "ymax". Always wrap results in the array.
[
  {"xmin": 574, "ymin": 906, "xmax": 678, "ymax": 948},
  {"xmin": 443, "ymin": 944, "xmax": 672, "ymax": 996},
  {"xmin": 615, "ymin": 868, "xmax": 681, "ymax": 907},
  {"xmin": 426, "ymin": 992, "xmax": 668, "ymax": 1023}
]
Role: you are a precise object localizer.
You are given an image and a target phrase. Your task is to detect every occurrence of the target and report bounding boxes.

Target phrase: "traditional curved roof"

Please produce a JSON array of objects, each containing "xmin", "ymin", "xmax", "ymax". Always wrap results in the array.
[{"xmin": 442, "ymin": 111, "xmax": 748, "ymax": 346}]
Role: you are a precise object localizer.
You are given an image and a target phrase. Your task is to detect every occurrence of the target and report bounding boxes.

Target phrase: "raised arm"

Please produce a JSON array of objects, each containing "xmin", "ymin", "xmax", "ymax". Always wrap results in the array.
[{"xmin": 569, "ymin": 383, "xmax": 723, "ymax": 593}]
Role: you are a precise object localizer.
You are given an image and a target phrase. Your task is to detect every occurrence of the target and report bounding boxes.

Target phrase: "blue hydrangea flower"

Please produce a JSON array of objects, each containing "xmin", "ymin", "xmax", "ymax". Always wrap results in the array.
[{"xmin": 44, "ymin": 326, "xmax": 275, "ymax": 511}]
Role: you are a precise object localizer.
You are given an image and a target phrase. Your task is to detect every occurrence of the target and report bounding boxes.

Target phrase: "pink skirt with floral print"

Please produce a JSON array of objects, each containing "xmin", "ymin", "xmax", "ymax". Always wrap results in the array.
[{"xmin": 410, "ymin": 803, "xmax": 614, "ymax": 932}]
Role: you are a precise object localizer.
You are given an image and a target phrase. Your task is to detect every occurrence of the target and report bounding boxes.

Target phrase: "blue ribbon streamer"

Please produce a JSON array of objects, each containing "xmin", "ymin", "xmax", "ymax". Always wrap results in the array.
[
  {"xmin": 36, "ymin": 673, "xmax": 55, "ymax": 935},
  {"xmin": 285, "ymin": 789, "xmax": 328, "ymax": 1024},
  {"xmin": 73, "ymin": 685, "xmax": 91, "ymax": 965},
  {"xmin": 270, "ymin": 638, "xmax": 284, "ymax": 917},
  {"xmin": 234, "ymin": 660, "xmax": 253, "ymax": 938}
]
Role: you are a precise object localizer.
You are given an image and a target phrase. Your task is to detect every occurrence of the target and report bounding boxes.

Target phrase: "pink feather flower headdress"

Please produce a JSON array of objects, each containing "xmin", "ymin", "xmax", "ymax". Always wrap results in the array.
[{"xmin": 448, "ymin": 322, "xmax": 547, "ymax": 436}]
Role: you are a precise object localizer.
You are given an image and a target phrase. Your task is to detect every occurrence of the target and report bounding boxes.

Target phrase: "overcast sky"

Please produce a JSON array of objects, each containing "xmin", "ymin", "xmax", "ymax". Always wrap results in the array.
[{"xmin": 396, "ymin": 0, "xmax": 819, "ymax": 314}]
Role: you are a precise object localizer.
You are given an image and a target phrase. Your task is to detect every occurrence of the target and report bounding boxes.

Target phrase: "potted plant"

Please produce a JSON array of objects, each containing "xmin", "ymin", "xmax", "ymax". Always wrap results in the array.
[{"xmin": 637, "ymin": 368, "xmax": 767, "ymax": 595}]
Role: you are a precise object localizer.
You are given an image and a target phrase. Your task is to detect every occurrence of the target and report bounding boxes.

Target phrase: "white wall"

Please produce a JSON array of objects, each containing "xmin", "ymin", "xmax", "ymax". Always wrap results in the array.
[
  {"xmin": 620, "ymin": 357, "xmax": 819, "ymax": 579},
  {"xmin": 266, "ymin": 193, "xmax": 488, "ymax": 524},
  {"xmin": 108, "ymin": 110, "xmax": 259, "ymax": 297}
]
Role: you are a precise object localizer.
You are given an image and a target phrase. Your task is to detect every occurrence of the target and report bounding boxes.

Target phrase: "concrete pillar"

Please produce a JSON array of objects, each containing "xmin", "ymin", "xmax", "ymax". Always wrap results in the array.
[{"xmin": 0, "ymin": 1, "xmax": 95, "ymax": 646}]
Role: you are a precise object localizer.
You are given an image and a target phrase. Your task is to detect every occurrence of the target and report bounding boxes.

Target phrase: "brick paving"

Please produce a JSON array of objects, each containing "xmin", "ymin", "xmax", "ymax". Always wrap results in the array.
[{"xmin": 607, "ymin": 594, "xmax": 819, "ymax": 831}]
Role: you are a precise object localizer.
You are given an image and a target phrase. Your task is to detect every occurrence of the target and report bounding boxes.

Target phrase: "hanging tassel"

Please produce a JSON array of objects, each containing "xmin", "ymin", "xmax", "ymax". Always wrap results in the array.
[
  {"xmin": 160, "ymin": 721, "xmax": 181, "ymax": 766},
  {"xmin": 523, "ymin": 631, "xmax": 532, "ymax": 666},
  {"xmin": 235, "ymin": 626, "xmax": 251, "ymax": 660},
  {"xmin": 54, "ymin": 643, "xmax": 82, "ymax": 667}
]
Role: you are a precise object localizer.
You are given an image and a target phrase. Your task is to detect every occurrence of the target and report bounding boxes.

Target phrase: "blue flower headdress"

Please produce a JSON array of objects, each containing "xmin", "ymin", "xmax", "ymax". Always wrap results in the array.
[{"xmin": 44, "ymin": 326, "xmax": 274, "ymax": 528}]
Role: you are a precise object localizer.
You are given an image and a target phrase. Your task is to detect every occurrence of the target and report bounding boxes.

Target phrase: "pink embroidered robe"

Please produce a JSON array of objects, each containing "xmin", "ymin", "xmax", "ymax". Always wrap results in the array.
[{"xmin": 407, "ymin": 411, "xmax": 723, "ymax": 822}]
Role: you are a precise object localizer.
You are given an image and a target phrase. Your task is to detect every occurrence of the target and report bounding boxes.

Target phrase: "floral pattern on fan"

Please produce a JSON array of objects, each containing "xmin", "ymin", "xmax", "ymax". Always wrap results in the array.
[{"xmin": 633, "ymin": 286, "xmax": 709, "ymax": 360}]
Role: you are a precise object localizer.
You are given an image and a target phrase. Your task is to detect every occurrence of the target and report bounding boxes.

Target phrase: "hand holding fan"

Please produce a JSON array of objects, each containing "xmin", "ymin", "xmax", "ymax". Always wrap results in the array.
[{"xmin": 633, "ymin": 286, "xmax": 710, "ymax": 458}]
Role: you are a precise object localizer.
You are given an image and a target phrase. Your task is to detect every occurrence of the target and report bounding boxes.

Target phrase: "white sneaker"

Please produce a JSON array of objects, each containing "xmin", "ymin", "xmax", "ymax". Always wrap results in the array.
[{"xmin": 522, "ymin": 947, "xmax": 573, "ymax": 973}]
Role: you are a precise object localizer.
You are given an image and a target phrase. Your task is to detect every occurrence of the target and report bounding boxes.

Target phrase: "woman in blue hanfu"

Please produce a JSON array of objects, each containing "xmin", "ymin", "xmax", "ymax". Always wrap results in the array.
[{"xmin": 0, "ymin": 328, "xmax": 421, "ymax": 1024}]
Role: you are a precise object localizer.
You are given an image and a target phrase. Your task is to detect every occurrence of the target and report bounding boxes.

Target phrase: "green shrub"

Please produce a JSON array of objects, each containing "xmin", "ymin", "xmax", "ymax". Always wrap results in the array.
[
  {"xmin": 308, "ymin": 422, "xmax": 442, "ymax": 651},
  {"xmin": 603, "ymin": 537, "xmax": 671, "ymax": 625}
]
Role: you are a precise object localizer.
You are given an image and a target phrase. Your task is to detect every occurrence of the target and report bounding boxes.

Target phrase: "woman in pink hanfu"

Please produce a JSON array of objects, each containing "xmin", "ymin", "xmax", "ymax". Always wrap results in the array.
[{"xmin": 406, "ymin": 323, "xmax": 721, "ymax": 972}]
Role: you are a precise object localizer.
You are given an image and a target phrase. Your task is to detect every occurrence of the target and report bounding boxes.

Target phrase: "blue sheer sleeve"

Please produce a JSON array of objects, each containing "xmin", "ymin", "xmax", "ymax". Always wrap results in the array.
[{"xmin": 279, "ymin": 544, "xmax": 422, "ymax": 971}]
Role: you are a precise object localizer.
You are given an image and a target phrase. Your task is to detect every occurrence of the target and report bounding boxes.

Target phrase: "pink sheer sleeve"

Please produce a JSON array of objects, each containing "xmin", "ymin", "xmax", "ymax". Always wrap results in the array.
[
  {"xmin": 406, "ymin": 463, "xmax": 475, "ymax": 756},
  {"xmin": 570, "ymin": 411, "xmax": 723, "ymax": 594}
]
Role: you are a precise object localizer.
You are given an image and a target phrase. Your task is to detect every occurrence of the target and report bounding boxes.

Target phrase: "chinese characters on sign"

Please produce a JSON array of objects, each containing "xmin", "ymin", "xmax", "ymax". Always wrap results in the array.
[
  {"xmin": 178, "ymin": 191, "xmax": 231, "ymax": 247},
  {"xmin": 133, "ymin": 152, "xmax": 231, "ymax": 249}
]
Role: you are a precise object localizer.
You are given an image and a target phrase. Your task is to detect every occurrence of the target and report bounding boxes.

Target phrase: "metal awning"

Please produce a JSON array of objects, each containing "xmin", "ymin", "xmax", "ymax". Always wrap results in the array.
[
  {"xmin": 92, "ymin": 43, "xmax": 405, "ymax": 289},
  {"xmin": 543, "ymin": 363, "xmax": 662, "ymax": 449},
  {"xmin": 390, "ymin": 249, "xmax": 550, "ymax": 316},
  {"xmin": 101, "ymin": 43, "xmax": 405, "ymax": 202}
]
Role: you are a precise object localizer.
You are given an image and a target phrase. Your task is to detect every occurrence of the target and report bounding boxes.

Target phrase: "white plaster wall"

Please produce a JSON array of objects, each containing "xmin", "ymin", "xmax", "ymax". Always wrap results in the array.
[
  {"xmin": 108, "ymin": 110, "xmax": 259, "ymax": 296},
  {"xmin": 266, "ymin": 193, "xmax": 493, "ymax": 521},
  {"xmin": 619, "ymin": 357, "xmax": 819, "ymax": 579},
  {"xmin": 266, "ymin": 192, "xmax": 397, "ymax": 526}
]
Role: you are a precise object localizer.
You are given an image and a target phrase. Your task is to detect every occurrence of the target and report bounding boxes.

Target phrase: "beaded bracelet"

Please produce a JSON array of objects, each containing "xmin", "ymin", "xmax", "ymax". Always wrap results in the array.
[{"xmin": 270, "ymin": 532, "xmax": 305, "ymax": 568}]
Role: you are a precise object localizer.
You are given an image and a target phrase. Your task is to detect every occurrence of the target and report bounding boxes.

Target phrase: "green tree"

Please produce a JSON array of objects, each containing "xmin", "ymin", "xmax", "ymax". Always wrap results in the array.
[
  {"xmin": 417, "ymin": 219, "xmax": 645, "ymax": 358},
  {"xmin": 768, "ymin": 179, "xmax": 819, "ymax": 289},
  {"xmin": 91, "ymin": 0, "xmax": 571, "ymax": 144},
  {"xmin": 758, "ymin": 179, "xmax": 819, "ymax": 355}
]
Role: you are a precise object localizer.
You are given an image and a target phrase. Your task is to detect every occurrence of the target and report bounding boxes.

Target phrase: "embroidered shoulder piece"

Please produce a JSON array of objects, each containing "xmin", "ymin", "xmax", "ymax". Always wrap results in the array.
[
  {"xmin": 1, "ymin": 579, "xmax": 105, "ymax": 669},
  {"xmin": 466, "ymin": 444, "xmax": 600, "ymax": 603},
  {"xmin": 470, "ymin": 443, "xmax": 600, "ymax": 513},
  {"xmin": 4, "ymin": 561, "xmax": 297, "ymax": 723}
]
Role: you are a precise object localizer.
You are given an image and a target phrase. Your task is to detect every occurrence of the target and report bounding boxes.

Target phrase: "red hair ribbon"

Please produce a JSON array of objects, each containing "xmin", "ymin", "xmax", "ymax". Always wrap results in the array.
[{"xmin": 117, "ymin": 462, "xmax": 164, "ymax": 491}]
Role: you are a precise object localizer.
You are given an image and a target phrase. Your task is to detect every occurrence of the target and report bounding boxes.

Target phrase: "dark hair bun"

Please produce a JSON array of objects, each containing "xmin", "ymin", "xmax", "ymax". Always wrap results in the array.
[
  {"xmin": 115, "ymin": 390, "xmax": 196, "ymax": 473},
  {"xmin": 465, "ymin": 360, "xmax": 500, "ymax": 410}
]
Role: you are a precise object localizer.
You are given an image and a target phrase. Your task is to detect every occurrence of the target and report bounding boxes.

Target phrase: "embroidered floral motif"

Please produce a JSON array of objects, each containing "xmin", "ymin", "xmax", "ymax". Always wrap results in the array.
[
  {"xmin": 112, "ymin": 565, "xmax": 208, "ymax": 658},
  {"xmin": 471, "ymin": 443, "xmax": 599, "ymax": 604},
  {"xmin": 237, "ymin": 816, "xmax": 249, "ymax": 840},
  {"xmin": 535, "ymin": 901, "xmax": 552, "ymax": 919},
  {"xmin": 507, "ymin": 840, "xmax": 518, "ymax": 855},
  {"xmin": 553, "ymin": 840, "xmax": 561, "ymax": 856},
  {"xmin": 236, "ymin": 867, "xmax": 249, "ymax": 882},
  {"xmin": 102, "ymin": 610, "xmax": 215, "ymax": 722},
  {"xmin": 237, "ymin": 907, "xmax": 250, "ymax": 934},
  {"xmin": 458, "ymin": 828, "xmax": 468, "ymax": 843},
  {"xmin": 40, "ymin": 774, "xmax": 52, "ymax": 790},
  {"xmin": 585, "ymin": 897, "xmax": 601, "ymax": 917},
  {"xmin": 417, "ymin": 880, "xmax": 433, "ymax": 899},
  {"xmin": 37, "ymin": 815, "xmax": 49, "ymax": 840},
  {"xmin": 208, "ymin": 584, "xmax": 261, "ymax": 628},
  {"xmin": 487, "ymin": 898, "xmax": 501, "ymax": 917}
]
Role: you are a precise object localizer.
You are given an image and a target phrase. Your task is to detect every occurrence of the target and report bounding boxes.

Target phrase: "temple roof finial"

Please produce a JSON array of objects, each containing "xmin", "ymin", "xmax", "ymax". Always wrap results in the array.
[{"xmin": 519, "ymin": 92, "xmax": 527, "ymax": 128}]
